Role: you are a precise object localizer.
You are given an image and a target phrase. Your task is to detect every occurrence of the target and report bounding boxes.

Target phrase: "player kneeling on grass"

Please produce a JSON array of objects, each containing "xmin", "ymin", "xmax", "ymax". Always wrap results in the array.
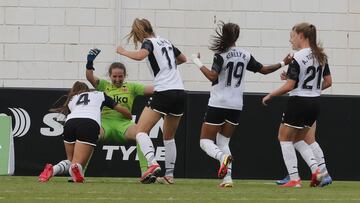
[
  {"xmin": 39, "ymin": 81, "xmax": 131, "ymax": 183},
  {"xmin": 191, "ymin": 21, "xmax": 292, "ymax": 188}
]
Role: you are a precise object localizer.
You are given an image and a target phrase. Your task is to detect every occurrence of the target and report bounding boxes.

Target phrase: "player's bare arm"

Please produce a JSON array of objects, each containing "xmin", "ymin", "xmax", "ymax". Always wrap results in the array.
[
  {"xmin": 176, "ymin": 53, "xmax": 187, "ymax": 65},
  {"xmin": 259, "ymin": 54, "xmax": 293, "ymax": 74},
  {"xmin": 116, "ymin": 46, "xmax": 149, "ymax": 61},
  {"xmin": 262, "ymin": 79, "xmax": 296, "ymax": 106}
]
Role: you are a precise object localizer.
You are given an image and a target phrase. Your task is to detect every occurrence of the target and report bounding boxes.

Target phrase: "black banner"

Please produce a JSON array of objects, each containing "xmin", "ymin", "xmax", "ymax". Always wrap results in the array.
[{"xmin": 1, "ymin": 88, "xmax": 359, "ymax": 180}]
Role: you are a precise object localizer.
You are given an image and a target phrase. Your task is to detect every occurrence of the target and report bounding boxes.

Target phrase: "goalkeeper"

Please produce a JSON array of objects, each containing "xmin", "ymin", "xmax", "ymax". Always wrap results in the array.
[{"xmin": 38, "ymin": 49, "xmax": 155, "ymax": 184}]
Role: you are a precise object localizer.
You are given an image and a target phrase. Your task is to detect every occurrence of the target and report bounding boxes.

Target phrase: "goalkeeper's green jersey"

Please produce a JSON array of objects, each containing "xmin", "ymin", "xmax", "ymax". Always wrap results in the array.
[{"xmin": 96, "ymin": 79, "xmax": 145, "ymax": 119}]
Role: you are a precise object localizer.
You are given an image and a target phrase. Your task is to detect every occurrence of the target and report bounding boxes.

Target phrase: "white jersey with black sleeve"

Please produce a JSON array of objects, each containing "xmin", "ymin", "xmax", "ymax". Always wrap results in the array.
[
  {"xmin": 141, "ymin": 36, "xmax": 184, "ymax": 92},
  {"xmin": 287, "ymin": 48, "xmax": 331, "ymax": 97},
  {"xmin": 66, "ymin": 91, "xmax": 117, "ymax": 126},
  {"xmin": 208, "ymin": 47, "xmax": 263, "ymax": 110}
]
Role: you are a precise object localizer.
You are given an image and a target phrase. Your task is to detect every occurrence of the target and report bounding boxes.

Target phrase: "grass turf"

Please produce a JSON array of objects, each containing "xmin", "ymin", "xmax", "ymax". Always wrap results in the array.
[{"xmin": 0, "ymin": 176, "xmax": 359, "ymax": 202}]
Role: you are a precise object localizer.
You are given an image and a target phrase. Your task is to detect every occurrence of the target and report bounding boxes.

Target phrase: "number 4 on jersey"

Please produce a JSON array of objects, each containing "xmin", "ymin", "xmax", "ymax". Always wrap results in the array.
[{"xmin": 76, "ymin": 93, "xmax": 90, "ymax": 105}]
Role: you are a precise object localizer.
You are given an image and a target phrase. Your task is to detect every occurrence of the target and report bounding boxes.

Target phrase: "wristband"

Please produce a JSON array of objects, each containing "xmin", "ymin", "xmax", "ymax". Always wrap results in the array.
[
  {"xmin": 86, "ymin": 61, "xmax": 95, "ymax": 70},
  {"xmin": 280, "ymin": 61, "xmax": 285, "ymax": 67},
  {"xmin": 192, "ymin": 54, "xmax": 203, "ymax": 68}
]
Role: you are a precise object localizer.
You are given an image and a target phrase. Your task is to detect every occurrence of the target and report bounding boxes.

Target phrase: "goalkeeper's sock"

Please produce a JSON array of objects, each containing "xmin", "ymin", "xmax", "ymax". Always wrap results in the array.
[
  {"xmin": 53, "ymin": 159, "xmax": 71, "ymax": 176},
  {"xmin": 136, "ymin": 143, "xmax": 148, "ymax": 174}
]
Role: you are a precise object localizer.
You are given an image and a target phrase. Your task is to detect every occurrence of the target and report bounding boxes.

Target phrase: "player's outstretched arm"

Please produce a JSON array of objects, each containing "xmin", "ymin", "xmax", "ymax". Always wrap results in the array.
[
  {"xmin": 258, "ymin": 54, "xmax": 293, "ymax": 75},
  {"xmin": 191, "ymin": 53, "xmax": 218, "ymax": 82},
  {"xmin": 85, "ymin": 48, "xmax": 101, "ymax": 88},
  {"xmin": 262, "ymin": 79, "xmax": 296, "ymax": 106},
  {"xmin": 116, "ymin": 46, "xmax": 149, "ymax": 61}
]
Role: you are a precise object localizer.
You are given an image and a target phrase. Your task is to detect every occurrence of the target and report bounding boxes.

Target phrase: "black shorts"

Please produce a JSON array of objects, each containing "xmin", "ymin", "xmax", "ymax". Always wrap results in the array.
[
  {"xmin": 282, "ymin": 96, "xmax": 320, "ymax": 129},
  {"xmin": 147, "ymin": 90, "xmax": 185, "ymax": 116},
  {"xmin": 204, "ymin": 106, "xmax": 241, "ymax": 125},
  {"xmin": 63, "ymin": 118, "xmax": 100, "ymax": 146}
]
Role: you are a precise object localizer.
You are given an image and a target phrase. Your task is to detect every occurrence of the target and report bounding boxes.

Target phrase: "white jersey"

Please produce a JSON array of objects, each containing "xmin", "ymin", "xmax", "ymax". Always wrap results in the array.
[
  {"xmin": 208, "ymin": 47, "xmax": 262, "ymax": 110},
  {"xmin": 287, "ymin": 48, "xmax": 331, "ymax": 97},
  {"xmin": 141, "ymin": 37, "xmax": 184, "ymax": 92},
  {"xmin": 66, "ymin": 91, "xmax": 116, "ymax": 126}
]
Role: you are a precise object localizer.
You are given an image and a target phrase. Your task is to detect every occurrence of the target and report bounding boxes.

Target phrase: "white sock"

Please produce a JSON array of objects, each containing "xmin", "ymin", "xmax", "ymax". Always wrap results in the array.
[
  {"xmin": 164, "ymin": 139, "xmax": 176, "ymax": 177},
  {"xmin": 53, "ymin": 160, "xmax": 71, "ymax": 176},
  {"xmin": 280, "ymin": 141, "xmax": 299, "ymax": 180},
  {"xmin": 200, "ymin": 139, "xmax": 224, "ymax": 162},
  {"xmin": 216, "ymin": 133, "xmax": 232, "ymax": 177},
  {"xmin": 136, "ymin": 132, "xmax": 157, "ymax": 166},
  {"xmin": 293, "ymin": 140, "xmax": 318, "ymax": 173},
  {"xmin": 310, "ymin": 142, "xmax": 328, "ymax": 173}
]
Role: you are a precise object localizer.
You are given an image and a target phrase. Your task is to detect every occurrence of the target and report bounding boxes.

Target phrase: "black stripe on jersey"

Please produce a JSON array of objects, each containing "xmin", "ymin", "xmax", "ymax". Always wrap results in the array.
[
  {"xmin": 211, "ymin": 53, "xmax": 224, "ymax": 73},
  {"xmin": 323, "ymin": 63, "xmax": 331, "ymax": 76},
  {"xmin": 102, "ymin": 93, "xmax": 117, "ymax": 110},
  {"xmin": 141, "ymin": 40, "xmax": 154, "ymax": 53},
  {"xmin": 141, "ymin": 39, "xmax": 160, "ymax": 77},
  {"xmin": 246, "ymin": 55, "xmax": 263, "ymax": 73},
  {"xmin": 172, "ymin": 45, "xmax": 181, "ymax": 57},
  {"xmin": 287, "ymin": 59, "xmax": 300, "ymax": 89},
  {"xmin": 148, "ymin": 52, "xmax": 160, "ymax": 77}
]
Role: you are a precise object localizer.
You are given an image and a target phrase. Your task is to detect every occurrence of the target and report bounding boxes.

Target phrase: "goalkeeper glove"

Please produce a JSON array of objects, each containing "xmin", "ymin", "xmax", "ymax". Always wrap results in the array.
[{"xmin": 86, "ymin": 48, "xmax": 101, "ymax": 70}]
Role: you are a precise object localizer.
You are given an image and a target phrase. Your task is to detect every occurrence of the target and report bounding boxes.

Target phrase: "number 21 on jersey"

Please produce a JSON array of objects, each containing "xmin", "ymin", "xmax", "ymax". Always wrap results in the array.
[{"xmin": 302, "ymin": 66, "xmax": 323, "ymax": 90}]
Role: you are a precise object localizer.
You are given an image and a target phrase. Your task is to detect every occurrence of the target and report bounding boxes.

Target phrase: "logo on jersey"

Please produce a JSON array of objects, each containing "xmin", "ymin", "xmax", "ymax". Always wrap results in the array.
[
  {"xmin": 1, "ymin": 108, "xmax": 31, "ymax": 138},
  {"xmin": 113, "ymin": 96, "xmax": 128, "ymax": 104}
]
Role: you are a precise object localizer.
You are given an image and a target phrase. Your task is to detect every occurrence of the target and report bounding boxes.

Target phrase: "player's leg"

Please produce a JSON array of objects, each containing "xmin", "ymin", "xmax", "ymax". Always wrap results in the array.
[
  {"xmin": 124, "ymin": 123, "xmax": 155, "ymax": 183},
  {"xmin": 217, "ymin": 121, "xmax": 236, "ymax": 187},
  {"xmin": 278, "ymin": 124, "xmax": 301, "ymax": 187},
  {"xmin": 304, "ymin": 122, "xmax": 332, "ymax": 187},
  {"xmin": 136, "ymin": 107, "xmax": 162, "ymax": 182},
  {"xmin": 156, "ymin": 114, "xmax": 182, "ymax": 184},
  {"xmin": 69, "ymin": 141, "xmax": 94, "ymax": 183},
  {"xmin": 39, "ymin": 120, "xmax": 76, "ymax": 182},
  {"xmin": 200, "ymin": 106, "xmax": 231, "ymax": 179},
  {"xmin": 293, "ymin": 128, "xmax": 322, "ymax": 187},
  {"xmin": 68, "ymin": 118, "xmax": 99, "ymax": 183}
]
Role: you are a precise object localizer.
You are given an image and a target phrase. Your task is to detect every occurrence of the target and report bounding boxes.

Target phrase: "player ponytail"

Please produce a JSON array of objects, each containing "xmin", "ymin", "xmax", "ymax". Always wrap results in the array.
[
  {"xmin": 127, "ymin": 18, "xmax": 154, "ymax": 49},
  {"xmin": 292, "ymin": 23, "xmax": 327, "ymax": 66},
  {"xmin": 209, "ymin": 22, "xmax": 240, "ymax": 53},
  {"xmin": 50, "ymin": 81, "xmax": 90, "ymax": 116}
]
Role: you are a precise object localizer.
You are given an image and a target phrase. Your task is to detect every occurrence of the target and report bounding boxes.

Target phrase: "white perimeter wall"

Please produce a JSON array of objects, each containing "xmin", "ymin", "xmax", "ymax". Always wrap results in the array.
[{"xmin": 0, "ymin": 0, "xmax": 359, "ymax": 95}]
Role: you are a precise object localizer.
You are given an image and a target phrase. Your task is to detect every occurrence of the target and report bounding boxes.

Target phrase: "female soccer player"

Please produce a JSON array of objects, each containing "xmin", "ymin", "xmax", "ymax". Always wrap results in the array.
[
  {"xmin": 45, "ymin": 81, "xmax": 130, "ymax": 183},
  {"xmin": 263, "ymin": 22, "xmax": 332, "ymax": 187},
  {"xmin": 39, "ymin": 49, "xmax": 155, "ymax": 184},
  {"xmin": 276, "ymin": 73, "xmax": 332, "ymax": 187},
  {"xmin": 191, "ymin": 22, "xmax": 292, "ymax": 187},
  {"xmin": 116, "ymin": 18, "xmax": 187, "ymax": 184}
]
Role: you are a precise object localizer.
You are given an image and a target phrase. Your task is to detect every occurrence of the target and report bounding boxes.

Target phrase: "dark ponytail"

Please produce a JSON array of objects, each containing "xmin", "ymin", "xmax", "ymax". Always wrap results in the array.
[{"xmin": 209, "ymin": 22, "xmax": 240, "ymax": 53}]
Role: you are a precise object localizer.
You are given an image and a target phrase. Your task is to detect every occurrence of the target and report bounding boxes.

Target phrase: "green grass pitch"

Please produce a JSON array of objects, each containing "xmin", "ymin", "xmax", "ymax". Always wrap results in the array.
[{"xmin": 0, "ymin": 176, "xmax": 360, "ymax": 203}]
